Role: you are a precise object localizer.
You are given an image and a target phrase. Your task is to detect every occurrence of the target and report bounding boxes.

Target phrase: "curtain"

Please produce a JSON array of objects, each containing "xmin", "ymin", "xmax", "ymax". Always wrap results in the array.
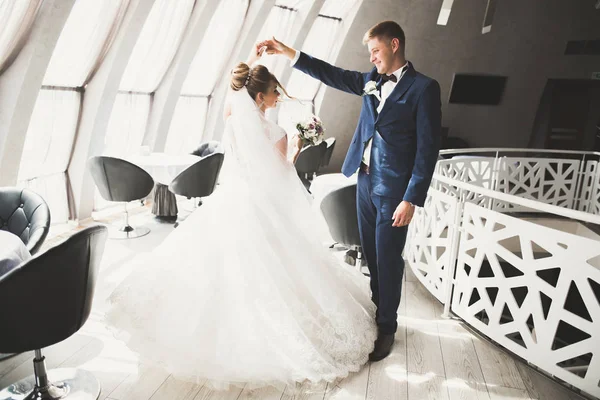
[
  {"xmin": 15, "ymin": 0, "xmax": 130, "ymax": 223},
  {"xmin": 119, "ymin": 0, "xmax": 196, "ymax": 93},
  {"xmin": 182, "ymin": 0, "xmax": 248, "ymax": 96},
  {"xmin": 0, "ymin": 0, "xmax": 42, "ymax": 74},
  {"xmin": 19, "ymin": 173, "xmax": 71, "ymax": 224},
  {"xmin": 286, "ymin": 16, "xmax": 339, "ymax": 100},
  {"xmin": 17, "ymin": 90, "xmax": 80, "ymax": 223},
  {"xmin": 43, "ymin": 0, "xmax": 130, "ymax": 87},
  {"xmin": 164, "ymin": 96, "xmax": 208, "ymax": 155},
  {"xmin": 103, "ymin": 93, "xmax": 151, "ymax": 157},
  {"xmin": 319, "ymin": 0, "xmax": 360, "ymax": 18},
  {"xmin": 164, "ymin": 0, "xmax": 248, "ymax": 152},
  {"xmin": 255, "ymin": 5, "xmax": 297, "ymax": 78},
  {"xmin": 278, "ymin": 16, "xmax": 339, "ymax": 135}
]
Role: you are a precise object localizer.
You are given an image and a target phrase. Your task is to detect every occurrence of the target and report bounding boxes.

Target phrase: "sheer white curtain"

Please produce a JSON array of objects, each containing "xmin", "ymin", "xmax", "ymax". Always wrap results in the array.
[
  {"xmin": 255, "ymin": 5, "xmax": 297, "ymax": 78},
  {"xmin": 165, "ymin": 0, "xmax": 248, "ymax": 154},
  {"xmin": 43, "ymin": 0, "xmax": 128, "ymax": 87},
  {"xmin": 286, "ymin": 17, "xmax": 339, "ymax": 99},
  {"xmin": 120, "ymin": 0, "xmax": 195, "ymax": 93},
  {"xmin": 278, "ymin": 16, "xmax": 339, "ymax": 135},
  {"xmin": 17, "ymin": 90, "xmax": 80, "ymax": 223},
  {"xmin": 319, "ymin": 0, "xmax": 360, "ymax": 18},
  {"xmin": 164, "ymin": 97, "xmax": 208, "ymax": 155},
  {"xmin": 0, "ymin": 0, "xmax": 41, "ymax": 74},
  {"xmin": 16, "ymin": 0, "xmax": 129, "ymax": 223},
  {"xmin": 103, "ymin": 0, "xmax": 195, "ymax": 161},
  {"xmin": 103, "ymin": 93, "xmax": 151, "ymax": 157}
]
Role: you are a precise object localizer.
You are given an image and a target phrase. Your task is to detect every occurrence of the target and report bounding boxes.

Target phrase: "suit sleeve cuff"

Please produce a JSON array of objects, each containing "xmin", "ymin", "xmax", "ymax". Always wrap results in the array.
[{"xmin": 290, "ymin": 50, "xmax": 300, "ymax": 66}]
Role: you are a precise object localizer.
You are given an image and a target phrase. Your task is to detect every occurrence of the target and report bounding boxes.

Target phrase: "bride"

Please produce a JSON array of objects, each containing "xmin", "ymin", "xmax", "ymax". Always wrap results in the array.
[{"xmin": 105, "ymin": 52, "xmax": 377, "ymax": 391}]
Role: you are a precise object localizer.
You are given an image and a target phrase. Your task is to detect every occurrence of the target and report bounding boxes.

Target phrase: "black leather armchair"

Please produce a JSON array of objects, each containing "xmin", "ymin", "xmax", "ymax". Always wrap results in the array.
[
  {"xmin": 321, "ymin": 138, "xmax": 336, "ymax": 167},
  {"xmin": 295, "ymin": 142, "xmax": 328, "ymax": 191},
  {"xmin": 0, "ymin": 187, "xmax": 50, "ymax": 255},
  {"xmin": 0, "ymin": 225, "xmax": 108, "ymax": 400},
  {"xmin": 88, "ymin": 156, "xmax": 154, "ymax": 239},
  {"xmin": 191, "ymin": 141, "xmax": 223, "ymax": 158},
  {"xmin": 319, "ymin": 184, "xmax": 365, "ymax": 270},
  {"xmin": 169, "ymin": 153, "xmax": 224, "ymax": 226}
]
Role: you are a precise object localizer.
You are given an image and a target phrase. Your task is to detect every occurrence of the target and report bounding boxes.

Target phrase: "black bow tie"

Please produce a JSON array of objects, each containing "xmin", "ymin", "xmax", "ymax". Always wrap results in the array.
[{"xmin": 380, "ymin": 74, "xmax": 397, "ymax": 83}]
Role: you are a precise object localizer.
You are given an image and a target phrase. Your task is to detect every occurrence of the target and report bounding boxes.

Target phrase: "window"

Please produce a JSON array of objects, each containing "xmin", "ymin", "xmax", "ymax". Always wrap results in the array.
[
  {"xmin": 16, "ymin": 0, "xmax": 128, "ymax": 222},
  {"xmin": 277, "ymin": 0, "xmax": 361, "ymax": 135},
  {"xmin": 165, "ymin": 0, "xmax": 248, "ymax": 154},
  {"xmin": 278, "ymin": 13, "xmax": 341, "ymax": 135},
  {"xmin": 103, "ymin": 0, "xmax": 196, "ymax": 159},
  {"xmin": 254, "ymin": 4, "xmax": 298, "ymax": 78}
]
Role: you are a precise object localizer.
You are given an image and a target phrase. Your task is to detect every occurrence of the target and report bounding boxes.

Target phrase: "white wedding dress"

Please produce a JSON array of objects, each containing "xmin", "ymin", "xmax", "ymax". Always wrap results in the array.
[{"xmin": 106, "ymin": 88, "xmax": 377, "ymax": 390}]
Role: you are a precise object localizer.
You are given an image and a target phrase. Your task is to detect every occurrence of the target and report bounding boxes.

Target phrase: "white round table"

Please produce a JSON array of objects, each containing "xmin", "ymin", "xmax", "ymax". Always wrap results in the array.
[
  {"xmin": 126, "ymin": 152, "xmax": 201, "ymax": 217},
  {"xmin": 0, "ymin": 230, "xmax": 31, "ymax": 277},
  {"xmin": 126, "ymin": 153, "xmax": 201, "ymax": 185}
]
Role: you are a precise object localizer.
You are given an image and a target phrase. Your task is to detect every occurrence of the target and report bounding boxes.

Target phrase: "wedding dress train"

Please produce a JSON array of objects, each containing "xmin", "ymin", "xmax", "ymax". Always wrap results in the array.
[{"xmin": 105, "ymin": 89, "xmax": 377, "ymax": 390}]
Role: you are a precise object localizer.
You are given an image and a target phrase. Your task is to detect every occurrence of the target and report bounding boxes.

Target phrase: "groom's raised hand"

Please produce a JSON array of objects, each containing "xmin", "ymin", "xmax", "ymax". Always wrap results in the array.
[{"xmin": 257, "ymin": 37, "xmax": 296, "ymax": 60}]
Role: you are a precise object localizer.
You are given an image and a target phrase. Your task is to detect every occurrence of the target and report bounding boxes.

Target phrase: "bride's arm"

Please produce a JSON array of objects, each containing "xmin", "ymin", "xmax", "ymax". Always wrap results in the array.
[
  {"xmin": 246, "ymin": 44, "xmax": 266, "ymax": 67},
  {"xmin": 275, "ymin": 136, "xmax": 288, "ymax": 160},
  {"xmin": 289, "ymin": 136, "xmax": 302, "ymax": 164},
  {"xmin": 223, "ymin": 101, "xmax": 231, "ymax": 121},
  {"xmin": 275, "ymin": 135, "xmax": 302, "ymax": 164}
]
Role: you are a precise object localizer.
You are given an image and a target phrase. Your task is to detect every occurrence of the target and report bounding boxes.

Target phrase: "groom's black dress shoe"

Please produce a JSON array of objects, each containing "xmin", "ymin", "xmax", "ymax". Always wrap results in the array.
[{"xmin": 369, "ymin": 333, "xmax": 395, "ymax": 362}]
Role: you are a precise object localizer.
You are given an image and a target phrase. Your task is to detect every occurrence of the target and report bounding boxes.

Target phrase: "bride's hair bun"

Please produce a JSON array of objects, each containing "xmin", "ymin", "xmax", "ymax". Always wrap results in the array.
[
  {"xmin": 230, "ymin": 62, "xmax": 250, "ymax": 91},
  {"xmin": 230, "ymin": 62, "xmax": 291, "ymax": 102}
]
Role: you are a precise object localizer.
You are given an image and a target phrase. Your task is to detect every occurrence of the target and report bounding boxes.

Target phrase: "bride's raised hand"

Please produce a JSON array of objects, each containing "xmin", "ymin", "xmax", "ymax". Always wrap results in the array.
[
  {"xmin": 246, "ymin": 43, "xmax": 266, "ymax": 66},
  {"xmin": 257, "ymin": 37, "xmax": 286, "ymax": 55}
]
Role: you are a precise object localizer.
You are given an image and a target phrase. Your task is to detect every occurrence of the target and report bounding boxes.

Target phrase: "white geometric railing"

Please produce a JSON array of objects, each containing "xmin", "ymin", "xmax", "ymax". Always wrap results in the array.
[
  {"xmin": 406, "ymin": 148, "xmax": 600, "ymax": 399},
  {"xmin": 434, "ymin": 148, "xmax": 600, "ymax": 215}
]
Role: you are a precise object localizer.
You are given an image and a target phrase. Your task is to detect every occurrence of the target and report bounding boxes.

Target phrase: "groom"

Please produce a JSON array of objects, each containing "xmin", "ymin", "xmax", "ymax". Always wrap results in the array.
[{"xmin": 260, "ymin": 21, "xmax": 441, "ymax": 361}]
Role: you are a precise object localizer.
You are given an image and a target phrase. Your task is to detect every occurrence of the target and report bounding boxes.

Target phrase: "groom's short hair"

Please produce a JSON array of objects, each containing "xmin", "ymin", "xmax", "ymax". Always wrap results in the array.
[{"xmin": 363, "ymin": 21, "xmax": 405, "ymax": 48}]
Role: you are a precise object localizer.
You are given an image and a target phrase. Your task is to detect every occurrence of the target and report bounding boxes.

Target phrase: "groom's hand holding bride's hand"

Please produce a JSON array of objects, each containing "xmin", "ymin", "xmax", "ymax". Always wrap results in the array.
[
  {"xmin": 256, "ymin": 37, "xmax": 296, "ymax": 60},
  {"xmin": 392, "ymin": 201, "xmax": 415, "ymax": 227}
]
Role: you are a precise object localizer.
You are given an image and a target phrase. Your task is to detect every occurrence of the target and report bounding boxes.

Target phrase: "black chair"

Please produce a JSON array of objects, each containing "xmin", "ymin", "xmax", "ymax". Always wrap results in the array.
[
  {"xmin": 0, "ymin": 225, "xmax": 108, "ymax": 400},
  {"xmin": 321, "ymin": 138, "xmax": 336, "ymax": 167},
  {"xmin": 0, "ymin": 188, "xmax": 51, "ymax": 361},
  {"xmin": 319, "ymin": 184, "xmax": 365, "ymax": 271},
  {"xmin": 295, "ymin": 142, "xmax": 328, "ymax": 191},
  {"xmin": 88, "ymin": 156, "xmax": 154, "ymax": 239},
  {"xmin": 169, "ymin": 153, "xmax": 225, "ymax": 227},
  {"xmin": 191, "ymin": 141, "xmax": 223, "ymax": 158},
  {"xmin": 0, "ymin": 187, "xmax": 50, "ymax": 255}
]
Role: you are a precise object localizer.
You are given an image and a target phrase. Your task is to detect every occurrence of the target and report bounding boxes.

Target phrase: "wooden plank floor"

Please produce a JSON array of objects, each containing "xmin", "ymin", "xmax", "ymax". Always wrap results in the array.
[{"xmin": 0, "ymin": 207, "xmax": 590, "ymax": 400}]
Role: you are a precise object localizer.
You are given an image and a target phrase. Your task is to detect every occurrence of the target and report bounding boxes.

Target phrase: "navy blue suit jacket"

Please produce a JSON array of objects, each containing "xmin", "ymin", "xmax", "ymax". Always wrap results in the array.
[{"xmin": 294, "ymin": 52, "xmax": 441, "ymax": 207}]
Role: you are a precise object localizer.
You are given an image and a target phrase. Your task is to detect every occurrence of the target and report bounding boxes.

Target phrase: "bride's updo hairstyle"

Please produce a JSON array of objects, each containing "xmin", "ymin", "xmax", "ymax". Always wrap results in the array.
[{"xmin": 230, "ymin": 62, "xmax": 291, "ymax": 100}]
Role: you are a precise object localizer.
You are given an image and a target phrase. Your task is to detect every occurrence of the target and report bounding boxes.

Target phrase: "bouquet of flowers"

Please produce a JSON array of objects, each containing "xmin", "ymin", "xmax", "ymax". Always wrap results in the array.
[{"xmin": 295, "ymin": 115, "xmax": 325, "ymax": 146}]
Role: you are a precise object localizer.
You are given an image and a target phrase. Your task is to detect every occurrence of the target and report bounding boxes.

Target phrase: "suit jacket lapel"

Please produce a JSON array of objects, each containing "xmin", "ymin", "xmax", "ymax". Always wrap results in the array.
[
  {"xmin": 376, "ymin": 63, "xmax": 416, "ymax": 123},
  {"xmin": 365, "ymin": 69, "xmax": 380, "ymax": 121}
]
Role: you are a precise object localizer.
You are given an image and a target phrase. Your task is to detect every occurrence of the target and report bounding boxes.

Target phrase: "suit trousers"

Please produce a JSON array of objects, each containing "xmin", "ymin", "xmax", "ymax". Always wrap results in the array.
[{"xmin": 356, "ymin": 169, "xmax": 408, "ymax": 334}]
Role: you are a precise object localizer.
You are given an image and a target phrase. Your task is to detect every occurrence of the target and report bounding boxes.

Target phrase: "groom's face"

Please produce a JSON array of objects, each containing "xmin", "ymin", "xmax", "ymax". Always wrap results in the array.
[{"xmin": 367, "ymin": 36, "xmax": 395, "ymax": 74}]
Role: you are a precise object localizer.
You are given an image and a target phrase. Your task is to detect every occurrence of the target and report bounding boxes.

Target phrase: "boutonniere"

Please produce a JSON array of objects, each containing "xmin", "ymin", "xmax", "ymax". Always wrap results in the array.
[{"xmin": 362, "ymin": 80, "xmax": 381, "ymax": 101}]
